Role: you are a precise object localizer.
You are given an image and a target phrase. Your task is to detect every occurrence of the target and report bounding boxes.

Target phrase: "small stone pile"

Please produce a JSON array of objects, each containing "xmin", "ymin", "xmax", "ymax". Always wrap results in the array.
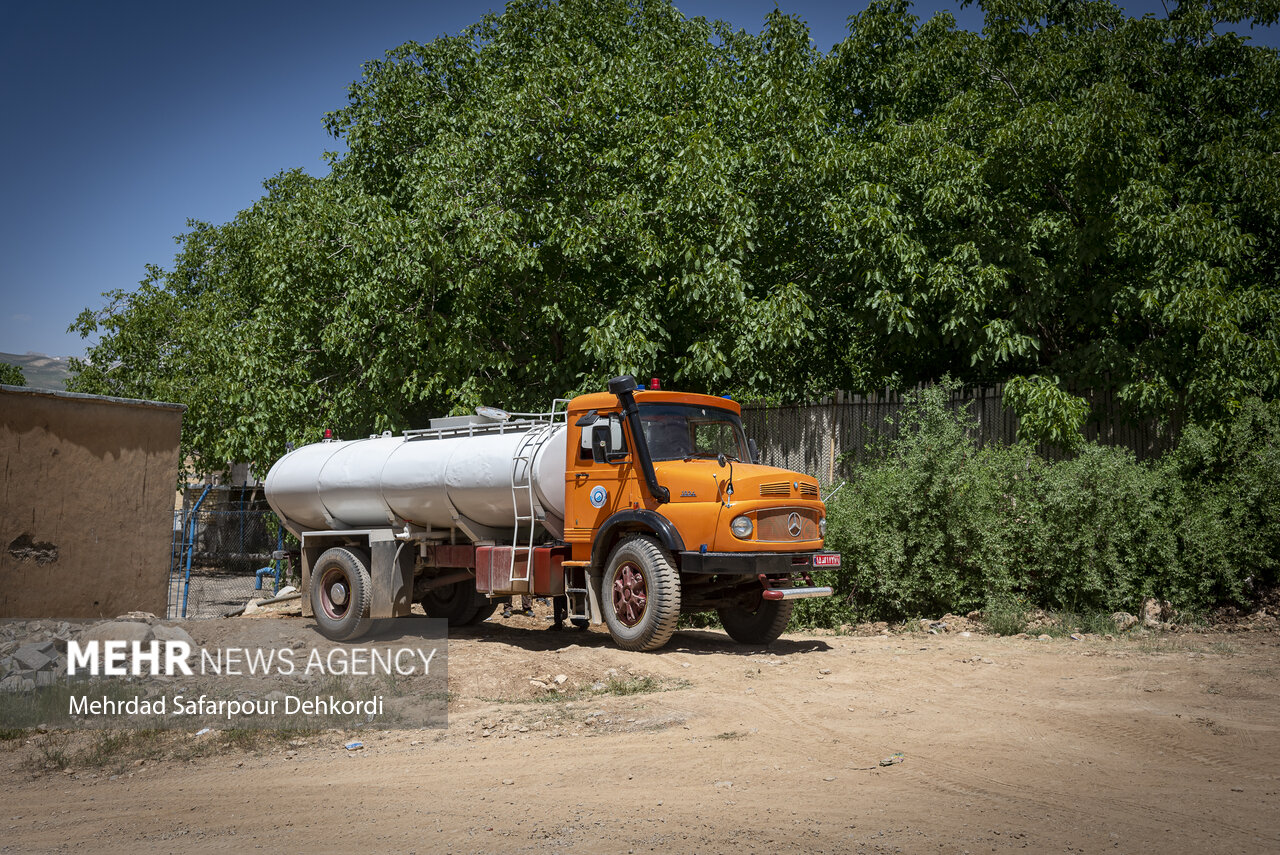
[
  {"xmin": 0, "ymin": 620, "xmax": 76, "ymax": 692},
  {"xmin": 0, "ymin": 615, "xmax": 196, "ymax": 693}
]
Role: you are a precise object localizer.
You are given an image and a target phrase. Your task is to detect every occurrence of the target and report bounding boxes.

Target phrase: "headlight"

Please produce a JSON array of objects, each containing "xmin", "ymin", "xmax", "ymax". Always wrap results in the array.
[
  {"xmin": 730, "ymin": 515, "xmax": 753, "ymax": 538},
  {"xmin": 819, "ymin": 517, "xmax": 827, "ymax": 537}
]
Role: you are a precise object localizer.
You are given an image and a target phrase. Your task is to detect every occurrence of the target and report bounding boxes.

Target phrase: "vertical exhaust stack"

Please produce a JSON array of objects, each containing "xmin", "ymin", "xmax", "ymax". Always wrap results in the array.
[{"xmin": 608, "ymin": 375, "xmax": 669, "ymax": 504}]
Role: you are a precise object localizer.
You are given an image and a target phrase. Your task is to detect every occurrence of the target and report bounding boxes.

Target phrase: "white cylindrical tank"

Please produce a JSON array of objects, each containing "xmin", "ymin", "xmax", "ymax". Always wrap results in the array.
[{"xmin": 265, "ymin": 424, "xmax": 567, "ymax": 538}]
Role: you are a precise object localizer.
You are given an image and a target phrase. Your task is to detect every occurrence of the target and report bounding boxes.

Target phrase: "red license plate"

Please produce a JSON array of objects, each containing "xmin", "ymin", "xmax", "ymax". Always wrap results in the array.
[{"xmin": 812, "ymin": 553, "xmax": 841, "ymax": 567}]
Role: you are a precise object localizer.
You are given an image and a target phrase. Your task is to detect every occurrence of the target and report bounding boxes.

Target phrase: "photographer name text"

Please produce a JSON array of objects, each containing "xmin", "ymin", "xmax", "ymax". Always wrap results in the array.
[{"xmin": 69, "ymin": 693, "xmax": 384, "ymax": 719}]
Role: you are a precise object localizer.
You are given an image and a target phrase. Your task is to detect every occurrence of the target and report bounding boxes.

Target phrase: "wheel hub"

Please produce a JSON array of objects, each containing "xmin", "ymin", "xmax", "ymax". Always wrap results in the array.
[
  {"xmin": 612, "ymin": 562, "xmax": 648, "ymax": 627},
  {"xmin": 319, "ymin": 568, "xmax": 351, "ymax": 619}
]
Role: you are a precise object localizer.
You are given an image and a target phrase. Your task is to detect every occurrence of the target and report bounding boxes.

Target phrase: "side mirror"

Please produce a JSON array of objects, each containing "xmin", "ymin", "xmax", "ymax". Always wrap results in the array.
[
  {"xmin": 591, "ymin": 423, "xmax": 609, "ymax": 463},
  {"xmin": 748, "ymin": 438, "xmax": 759, "ymax": 464},
  {"xmin": 591, "ymin": 417, "xmax": 628, "ymax": 463}
]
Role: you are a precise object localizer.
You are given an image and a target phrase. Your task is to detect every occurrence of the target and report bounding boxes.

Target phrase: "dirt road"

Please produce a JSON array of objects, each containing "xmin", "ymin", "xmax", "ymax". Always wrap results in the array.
[{"xmin": 3, "ymin": 617, "xmax": 1278, "ymax": 854}]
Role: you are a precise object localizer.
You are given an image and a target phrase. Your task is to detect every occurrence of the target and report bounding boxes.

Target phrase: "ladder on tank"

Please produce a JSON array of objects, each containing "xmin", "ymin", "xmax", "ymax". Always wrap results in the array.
[{"xmin": 508, "ymin": 400, "xmax": 569, "ymax": 584}]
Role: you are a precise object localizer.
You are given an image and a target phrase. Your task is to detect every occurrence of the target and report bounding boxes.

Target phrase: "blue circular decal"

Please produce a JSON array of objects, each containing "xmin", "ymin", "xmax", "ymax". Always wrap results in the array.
[{"xmin": 589, "ymin": 485, "xmax": 608, "ymax": 508}]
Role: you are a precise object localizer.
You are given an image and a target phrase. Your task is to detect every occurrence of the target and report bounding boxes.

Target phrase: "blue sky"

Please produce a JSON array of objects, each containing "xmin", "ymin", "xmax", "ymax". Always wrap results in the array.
[{"xmin": 1, "ymin": 0, "xmax": 1275, "ymax": 358}]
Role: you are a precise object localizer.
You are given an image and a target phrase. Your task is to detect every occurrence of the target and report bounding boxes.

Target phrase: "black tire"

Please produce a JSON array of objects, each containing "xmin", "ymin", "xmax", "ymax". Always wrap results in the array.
[
  {"xmin": 601, "ymin": 535, "xmax": 681, "ymax": 651},
  {"xmin": 421, "ymin": 579, "xmax": 482, "ymax": 626},
  {"xmin": 310, "ymin": 547, "xmax": 374, "ymax": 642},
  {"xmin": 717, "ymin": 599, "xmax": 794, "ymax": 645},
  {"xmin": 464, "ymin": 600, "xmax": 499, "ymax": 625}
]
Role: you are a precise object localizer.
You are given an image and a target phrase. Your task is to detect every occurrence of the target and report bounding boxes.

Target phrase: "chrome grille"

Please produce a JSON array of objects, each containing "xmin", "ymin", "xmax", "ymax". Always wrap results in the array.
[{"xmin": 756, "ymin": 508, "xmax": 820, "ymax": 541}]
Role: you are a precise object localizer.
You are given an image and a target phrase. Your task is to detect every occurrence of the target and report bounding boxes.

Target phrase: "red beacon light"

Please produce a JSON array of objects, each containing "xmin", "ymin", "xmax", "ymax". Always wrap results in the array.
[
  {"xmin": 323, "ymin": 428, "xmax": 333, "ymax": 440},
  {"xmin": 649, "ymin": 377, "xmax": 661, "ymax": 390}
]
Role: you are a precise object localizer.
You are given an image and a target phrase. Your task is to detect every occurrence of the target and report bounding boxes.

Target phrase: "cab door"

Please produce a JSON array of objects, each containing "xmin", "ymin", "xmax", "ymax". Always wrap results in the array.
[{"xmin": 564, "ymin": 411, "xmax": 633, "ymax": 551}]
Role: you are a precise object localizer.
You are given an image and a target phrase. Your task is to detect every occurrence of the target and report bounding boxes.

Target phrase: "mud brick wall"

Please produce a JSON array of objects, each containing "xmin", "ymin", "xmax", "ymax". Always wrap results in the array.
[{"xmin": 1, "ymin": 386, "xmax": 183, "ymax": 617}]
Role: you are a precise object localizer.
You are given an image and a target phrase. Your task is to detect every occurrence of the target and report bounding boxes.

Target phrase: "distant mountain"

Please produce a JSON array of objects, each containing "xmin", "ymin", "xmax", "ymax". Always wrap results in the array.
[{"xmin": 0, "ymin": 352, "xmax": 72, "ymax": 390}]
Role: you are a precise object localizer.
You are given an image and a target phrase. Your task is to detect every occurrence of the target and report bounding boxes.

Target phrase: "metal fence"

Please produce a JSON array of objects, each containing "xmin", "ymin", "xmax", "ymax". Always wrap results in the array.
[
  {"xmin": 167, "ymin": 486, "xmax": 286, "ymax": 619},
  {"xmin": 741, "ymin": 383, "xmax": 1180, "ymax": 487}
]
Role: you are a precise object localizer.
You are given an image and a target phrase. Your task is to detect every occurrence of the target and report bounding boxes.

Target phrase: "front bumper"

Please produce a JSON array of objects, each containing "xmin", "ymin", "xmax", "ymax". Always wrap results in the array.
[
  {"xmin": 761, "ymin": 585, "xmax": 834, "ymax": 601},
  {"xmin": 678, "ymin": 550, "xmax": 841, "ymax": 577}
]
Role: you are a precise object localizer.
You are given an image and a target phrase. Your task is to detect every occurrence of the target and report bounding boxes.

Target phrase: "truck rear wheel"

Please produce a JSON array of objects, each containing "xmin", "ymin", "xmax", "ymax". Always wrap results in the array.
[
  {"xmin": 465, "ymin": 600, "xmax": 499, "ymax": 625},
  {"xmin": 421, "ymin": 579, "xmax": 481, "ymax": 626},
  {"xmin": 717, "ymin": 599, "xmax": 794, "ymax": 646},
  {"xmin": 602, "ymin": 535, "xmax": 681, "ymax": 651},
  {"xmin": 311, "ymin": 547, "xmax": 374, "ymax": 642}
]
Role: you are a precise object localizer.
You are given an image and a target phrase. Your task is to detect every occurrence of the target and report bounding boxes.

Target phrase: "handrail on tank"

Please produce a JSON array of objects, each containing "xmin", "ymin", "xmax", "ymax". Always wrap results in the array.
[
  {"xmin": 401, "ymin": 419, "xmax": 539, "ymax": 442},
  {"xmin": 400, "ymin": 399, "xmax": 571, "ymax": 442}
]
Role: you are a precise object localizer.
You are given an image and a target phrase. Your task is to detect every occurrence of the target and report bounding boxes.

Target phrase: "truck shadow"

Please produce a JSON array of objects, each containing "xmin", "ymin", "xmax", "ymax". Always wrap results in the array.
[
  {"xmin": 451, "ymin": 622, "xmax": 833, "ymax": 656},
  {"xmin": 665, "ymin": 629, "xmax": 833, "ymax": 656}
]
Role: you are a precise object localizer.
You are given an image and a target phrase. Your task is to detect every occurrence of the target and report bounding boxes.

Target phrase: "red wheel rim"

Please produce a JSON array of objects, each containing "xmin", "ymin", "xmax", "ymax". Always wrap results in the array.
[
  {"xmin": 319, "ymin": 567, "xmax": 349, "ymax": 620},
  {"xmin": 612, "ymin": 561, "xmax": 647, "ymax": 627}
]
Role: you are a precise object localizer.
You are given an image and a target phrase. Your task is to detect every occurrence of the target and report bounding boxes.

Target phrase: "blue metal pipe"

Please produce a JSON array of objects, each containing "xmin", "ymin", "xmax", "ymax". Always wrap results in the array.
[
  {"xmin": 255, "ymin": 524, "xmax": 287, "ymax": 591},
  {"xmin": 180, "ymin": 484, "xmax": 212, "ymax": 618},
  {"xmin": 254, "ymin": 565, "xmax": 274, "ymax": 590}
]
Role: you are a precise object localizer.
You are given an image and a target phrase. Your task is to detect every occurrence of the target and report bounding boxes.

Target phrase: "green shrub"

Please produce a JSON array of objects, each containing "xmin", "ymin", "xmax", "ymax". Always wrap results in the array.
[
  {"xmin": 982, "ymin": 593, "xmax": 1031, "ymax": 636},
  {"xmin": 1017, "ymin": 445, "xmax": 1178, "ymax": 614},
  {"xmin": 1162, "ymin": 398, "xmax": 1280, "ymax": 603},
  {"xmin": 801, "ymin": 381, "xmax": 1037, "ymax": 624},
  {"xmin": 800, "ymin": 387, "xmax": 1280, "ymax": 629}
]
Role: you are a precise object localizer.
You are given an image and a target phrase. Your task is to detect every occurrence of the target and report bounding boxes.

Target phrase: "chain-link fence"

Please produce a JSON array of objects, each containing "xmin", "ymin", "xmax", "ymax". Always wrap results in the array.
[
  {"xmin": 167, "ymin": 486, "xmax": 287, "ymax": 619},
  {"xmin": 741, "ymin": 383, "xmax": 1179, "ymax": 487}
]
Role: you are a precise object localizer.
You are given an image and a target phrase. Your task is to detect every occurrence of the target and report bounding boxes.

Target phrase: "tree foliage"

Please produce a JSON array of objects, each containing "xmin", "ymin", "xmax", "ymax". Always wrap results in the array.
[
  {"xmin": 830, "ymin": 0, "xmax": 1280, "ymax": 432},
  {"xmin": 0, "ymin": 363, "xmax": 25, "ymax": 386},
  {"xmin": 68, "ymin": 0, "xmax": 1280, "ymax": 473}
]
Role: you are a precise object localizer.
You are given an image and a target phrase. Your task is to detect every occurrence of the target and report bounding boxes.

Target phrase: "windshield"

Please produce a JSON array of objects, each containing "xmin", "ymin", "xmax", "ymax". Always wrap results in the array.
[{"xmin": 638, "ymin": 403, "xmax": 749, "ymax": 462}]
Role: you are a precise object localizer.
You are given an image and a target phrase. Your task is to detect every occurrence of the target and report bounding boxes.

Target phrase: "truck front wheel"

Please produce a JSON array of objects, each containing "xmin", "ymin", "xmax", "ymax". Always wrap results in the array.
[
  {"xmin": 311, "ymin": 547, "xmax": 374, "ymax": 642},
  {"xmin": 717, "ymin": 599, "xmax": 794, "ymax": 646},
  {"xmin": 602, "ymin": 535, "xmax": 681, "ymax": 651}
]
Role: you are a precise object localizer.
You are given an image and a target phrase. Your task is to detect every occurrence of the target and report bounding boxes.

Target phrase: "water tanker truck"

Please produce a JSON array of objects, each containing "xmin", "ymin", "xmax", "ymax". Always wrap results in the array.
[{"xmin": 264, "ymin": 375, "xmax": 838, "ymax": 651}]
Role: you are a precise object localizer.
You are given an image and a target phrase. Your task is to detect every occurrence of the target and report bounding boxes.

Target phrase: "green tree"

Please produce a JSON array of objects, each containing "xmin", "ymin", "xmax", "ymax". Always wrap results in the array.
[
  {"xmin": 0, "ymin": 362, "xmax": 25, "ymax": 386},
  {"xmin": 69, "ymin": 0, "xmax": 1280, "ymax": 471},
  {"xmin": 72, "ymin": 0, "xmax": 844, "ymax": 473},
  {"xmin": 824, "ymin": 0, "xmax": 1280, "ymax": 437}
]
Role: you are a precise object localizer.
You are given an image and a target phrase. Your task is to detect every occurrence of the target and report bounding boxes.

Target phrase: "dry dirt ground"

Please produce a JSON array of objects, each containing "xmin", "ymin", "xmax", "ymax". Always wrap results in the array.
[{"xmin": 2, "ymin": 611, "xmax": 1278, "ymax": 855}]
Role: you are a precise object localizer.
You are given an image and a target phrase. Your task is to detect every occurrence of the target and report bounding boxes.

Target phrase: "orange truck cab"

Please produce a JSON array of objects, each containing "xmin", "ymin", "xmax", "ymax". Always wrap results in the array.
[{"xmin": 552, "ymin": 375, "xmax": 838, "ymax": 649}]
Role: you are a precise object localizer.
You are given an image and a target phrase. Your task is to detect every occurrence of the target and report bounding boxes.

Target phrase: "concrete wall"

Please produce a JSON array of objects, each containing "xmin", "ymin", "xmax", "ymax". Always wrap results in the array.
[{"xmin": 1, "ymin": 385, "xmax": 184, "ymax": 617}]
